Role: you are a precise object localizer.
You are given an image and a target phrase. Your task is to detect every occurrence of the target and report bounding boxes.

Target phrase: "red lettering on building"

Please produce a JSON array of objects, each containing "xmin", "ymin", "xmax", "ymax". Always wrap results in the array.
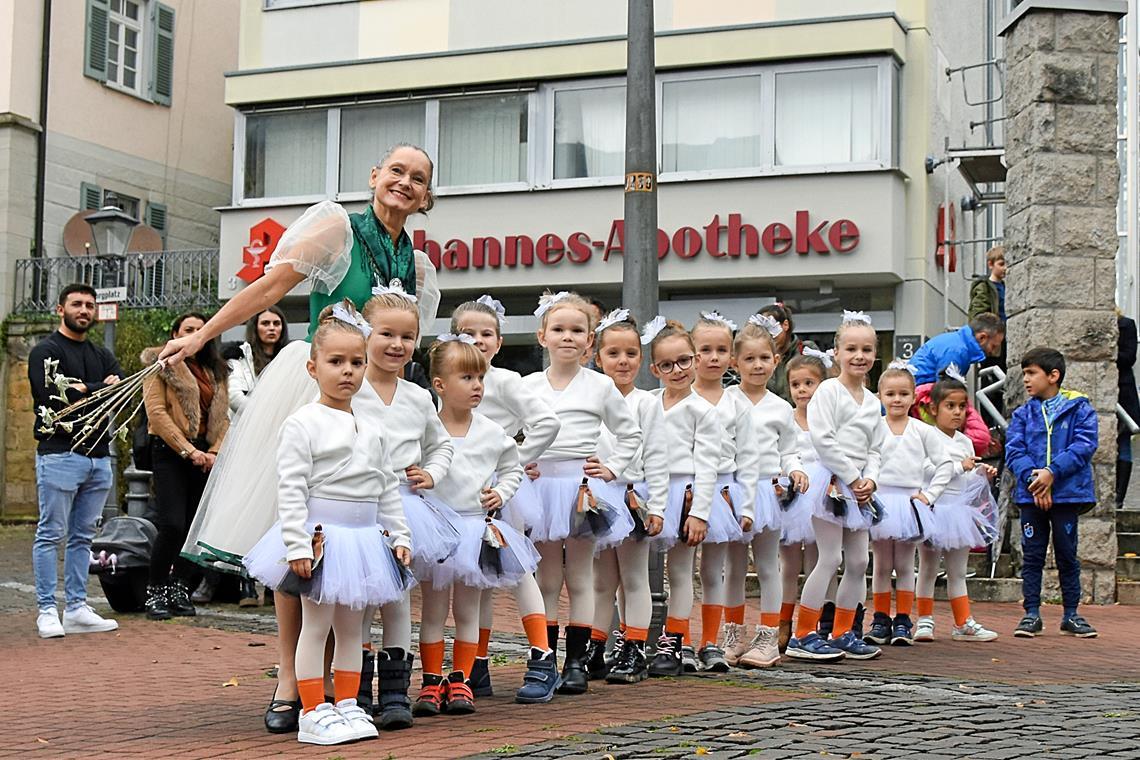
[{"xmin": 761, "ymin": 222, "xmax": 793, "ymax": 255}]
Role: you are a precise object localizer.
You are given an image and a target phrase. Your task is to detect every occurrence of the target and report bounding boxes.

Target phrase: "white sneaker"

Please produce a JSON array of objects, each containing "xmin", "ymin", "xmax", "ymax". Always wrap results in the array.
[
  {"xmin": 334, "ymin": 698, "xmax": 378, "ymax": 741},
  {"xmin": 62, "ymin": 604, "xmax": 119, "ymax": 634},
  {"xmin": 37, "ymin": 608, "xmax": 65, "ymax": 639},
  {"xmin": 297, "ymin": 702, "xmax": 357, "ymax": 745},
  {"xmin": 914, "ymin": 616, "xmax": 936, "ymax": 642},
  {"xmin": 952, "ymin": 617, "xmax": 998, "ymax": 642}
]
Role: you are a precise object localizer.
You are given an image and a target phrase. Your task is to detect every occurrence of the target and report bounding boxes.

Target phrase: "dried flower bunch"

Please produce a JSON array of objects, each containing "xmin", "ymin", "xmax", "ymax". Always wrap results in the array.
[{"xmin": 37, "ymin": 358, "xmax": 164, "ymax": 451}]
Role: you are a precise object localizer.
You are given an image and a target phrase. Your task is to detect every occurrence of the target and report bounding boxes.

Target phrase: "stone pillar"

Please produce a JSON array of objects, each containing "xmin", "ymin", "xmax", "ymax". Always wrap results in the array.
[
  {"xmin": 1001, "ymin": 1, "xmax": 1125, "ymax": 604},
  {"xmin": 2, "ymin": 315, "xmax": 58, "ymax": 519}
]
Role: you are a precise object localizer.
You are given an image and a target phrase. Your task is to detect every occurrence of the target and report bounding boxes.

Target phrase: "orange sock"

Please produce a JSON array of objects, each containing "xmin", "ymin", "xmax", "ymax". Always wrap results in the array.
[
  {"xmin": 917, "ymin": 597, "xmax": 934, "ymax": 617},
  {"xmin": 760, "ymin": 612, "xmax": 780, "ymax": 628},
  {"xmin": 873, "ymin": 592, "xmax": 892, "ymax": 616},
  {"xmin": 332, "ymin": 669, "xmax": 360, "ymax": 703},
  {"xmin": 625, "ymin": 626, "xmax": 649, "ymax": 642},
  {"xmin": 700, "ymin": 604, "xmax": 724, "ymax": 647},
  {"xmin": 521, "ymin": 614, "xmax": 549, "ymax": 650},
  {"xmin": 833, "ymin": 607, "xmax": 855, "ymax": 637},
  {"xmin": 950, "ymin": 595, "xmax": 971, "ymax": 627},
  {"xmin": 420, "ymin": 640, "xmax": 445, "ymax": 677},
  {"xmin": 795, "ymin": 606, "xmax": 821, "ymax": 639},
  {"xmin": 896, "ymin": 590, "xmax": 915, "ymax": 616},
  {"xmin": 453, "ymin": 640, "xmax": 478, "ymax": 679},
  {"xmin": 725, "ymin": 604, "xmax": 746, "ymax": 625},
  {"xmin": 591, "ymin": 628, "xmax": 609, "ymax": 642},
  {"xmin": 665, "ymin": 616, "xmax": 691, "ymax": 641},
  {"xmin": 620, "ymin": 621, "xmax": 627, "ymax": 633},
  {"xmin": 780, "ymin": 602, "xmax": 796, "ymax": 623},
  {"xmin": 476, "ymin": 628, "xmax": 492, "ymax": 658},
  {"xmin": 298, "ymin": 677, "xmax": 325, "ymax": 713}
]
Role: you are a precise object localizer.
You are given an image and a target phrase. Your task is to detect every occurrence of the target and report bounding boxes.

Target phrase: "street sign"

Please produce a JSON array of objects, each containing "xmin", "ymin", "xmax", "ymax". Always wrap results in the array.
[
  {"xmin": 97, "ymin": 303, "xmax": 119, "ymax": 322},
  {"xmin": 894, "ymin": 334, "xmax": 925, "ymax": 361},
  {"xmin": 96, "ymin": 286, "xmax": 127, "ymax": 302}
]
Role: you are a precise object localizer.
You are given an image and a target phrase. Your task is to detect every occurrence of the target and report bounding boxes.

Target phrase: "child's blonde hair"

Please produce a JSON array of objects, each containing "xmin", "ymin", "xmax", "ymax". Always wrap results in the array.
[
  {"xmin": 427, "ymin": 338, "xmax": 488, "ymax": 380},
  {"xmin": 650, "ymin": 319, "xmax": 695, "ymax": 360},
  {"xmin": 879, "ymin": 364, "xmax": 917, "ymax": 391},
  {"xmin": 733, "ymin": 321, "xmax": 779, "ymax": 357},
  {"xmin": 986, "ymin": 245, "xmax": 1005, "ymax": 265},
  {"xmin": 363, "ymin": 291, "xmax": 420, "ymax": 335},
  {"xmin": 691, "ymin": 313, "xmax": 735, "ymax": 344},
  {"xmin": 311, "ymin": 299, "xmax": 368, "ymax": 358},
  {"xmin": 596, "ymin": 313, "xmax": 640, "ymax": 351},
  {"xmin": 450, "ymin": 298, "xmax": 503, "ymax": 337},
  {"xmin": 834, "ymin": 312, "xmax": 877, "ymax": 347},
  {"xmin": 537, "ymin": 291, "xmax": 596, "ymax": 332}
]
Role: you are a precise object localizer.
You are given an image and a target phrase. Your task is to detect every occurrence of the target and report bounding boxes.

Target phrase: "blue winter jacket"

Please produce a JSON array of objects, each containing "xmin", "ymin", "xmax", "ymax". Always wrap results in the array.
[
  {"xmin": 910, "ymin": 325, "xmax": 986, "ymax": 384},
  {"xmin": 1005, "ymin": 390, "xmax": 1098, "ymax": 505}
]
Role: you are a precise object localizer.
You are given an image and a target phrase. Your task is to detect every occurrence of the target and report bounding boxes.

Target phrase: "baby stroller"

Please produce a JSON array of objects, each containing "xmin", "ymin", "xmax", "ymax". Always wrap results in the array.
[{"xmin": 89, "ymin": 516, "xmax": 157, "ymax": 613}]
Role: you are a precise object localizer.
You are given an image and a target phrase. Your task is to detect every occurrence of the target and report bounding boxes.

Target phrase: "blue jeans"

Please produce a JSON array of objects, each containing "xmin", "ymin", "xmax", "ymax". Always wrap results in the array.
[
  {"xmin": 33, "ymin": 452, "xmax": 112, "ymax": 610},
  {"xmin": 1019, "ymin": 503, "xmax": 1084, "ymax": 619}
]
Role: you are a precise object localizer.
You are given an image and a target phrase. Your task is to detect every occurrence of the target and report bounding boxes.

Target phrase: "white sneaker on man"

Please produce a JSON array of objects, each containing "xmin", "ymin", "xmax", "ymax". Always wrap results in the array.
[
  {"xmin": 335, "ymin": 698, "xmax": 378, "ymax": 741},
  {"xmin": 37, "ymin": 608, "xmax": 65, "ymax": 639},
  {"xmin": 62, "ymin": 604, "xmax": 118, "ymax": 634},
  {"xmin": 297, "ymin": 702, "xmax": 358, "ymax": 745}
]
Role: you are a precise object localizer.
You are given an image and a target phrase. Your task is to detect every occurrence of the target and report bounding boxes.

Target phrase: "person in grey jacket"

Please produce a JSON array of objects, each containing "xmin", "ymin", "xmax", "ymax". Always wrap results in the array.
[{"xmin": 227, "ymin": 306, "xmax": 290, "ymax": 418}]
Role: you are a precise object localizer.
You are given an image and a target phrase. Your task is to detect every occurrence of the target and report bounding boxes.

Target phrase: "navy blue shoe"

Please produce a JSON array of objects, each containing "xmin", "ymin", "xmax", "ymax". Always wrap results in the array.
[
  {"xmin": 829, "ymin": 631, "xmax": 882, "ymax": 660},
  {"xmin": 784, "ymin": 632, "xmax": 845, "ymax": 662},
  {"xmin": 864, "ymin": 612, "xmax": 892, "ymax": 645},
  {"xmin": 891, "ymin": 614, "xmax": 914, "ymax": 646},
  {"xmin": 1060, "ymin": 615, "xmax": 1097, "ymax": 638},
  {"xmin": 468, "ymin": 656, "xmax": 492, "ymax": 697},
  {"xmin": 515, "ymin": 648, "xmax": 561, "ymax": 704}
]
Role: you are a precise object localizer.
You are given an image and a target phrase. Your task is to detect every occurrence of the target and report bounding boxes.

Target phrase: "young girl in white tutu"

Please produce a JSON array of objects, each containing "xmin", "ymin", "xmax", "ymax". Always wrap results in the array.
[
  {"xmin": 642, "ymin": 318, "xmax": 723, "ymax": 678},
  {"xmin": 866, "ymin": 362, "xmax": 954, "ymax": 646},
  {"xmin": 586, "ymin": 310, "xmax": 670, "ymax": 685},
  {"xmin": 786, "ymin": 311, "xmax": 886, "ymax": 662},
  {"xmin": 451, "ymin": 296, "xmax": 561, "ymax": 699},
  {"xmin": 413, "ymin": 336, "xmax": 545, "ymax": 716},
  {"xmin": 242, "ymin": 302, "xmax": 412, "ymax": 746},
  {"xmin": 689, "ymin": 313, "xmax": 755, "ymax": 673},
  {"xmin": 352, "ymin": 287, "xmax": 460, "ymax": 729},
  {"xmin": 915, "ymin": 371, "xmax": 1000, "ymax": 643},
  {"xmin": 721, "ymin": 315, "xmax": 808, "ymax": 669},
  {"xmin": 519, "ymin": 291, "xmax": 641, "ymax": 695}
]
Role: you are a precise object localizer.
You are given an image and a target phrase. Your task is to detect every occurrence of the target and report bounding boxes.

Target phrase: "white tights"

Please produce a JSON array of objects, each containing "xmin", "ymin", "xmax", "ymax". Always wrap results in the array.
[
  {"xmin": 665, "ymin": 543, "xmax": 696, "ymax": 621},
  {"xmin": 420, "ymin": 581, "xmax": 482, "ymax": 645},
  {"xmin": 871, "ymin": 539, "xmax": 918, "ymax": 595},
  {"xmin": 360, "ymin": 593, "xmax": 413, "ymax": 652},
  {"xmin": 800, "ymin": 517, "xmax": 869, "ymax": 611},
  {"xmin": 297, "ymin": 598, "xmax": 363, "ymax": 682},
  {"xmin": 536, "ymin": 538, "xmax": 595, "ymax": 626},
  {"xmin": 725, "ymin": 530, "xmax": 782, "ymax": 615},
  {"xmin": 780, "ymin": 543, "xmax": 821, "ymax": 607},
  {"xmin": 698, "ymin": 542, "xmax": 728, "ymax": 608},
  {"xmin": 917, "ymin": 545, "xmax": 969, "ymax": 601},
  {"xmin": 592, "ymin": 539, "xmax": 651, "ymax": 634}
]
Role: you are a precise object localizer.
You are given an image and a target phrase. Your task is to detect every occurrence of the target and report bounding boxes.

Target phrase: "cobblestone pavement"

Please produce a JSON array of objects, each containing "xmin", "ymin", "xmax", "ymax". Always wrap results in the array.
[{"xmin": 4, "ymin": 523, "xmax": 1138, "ymax": 759}]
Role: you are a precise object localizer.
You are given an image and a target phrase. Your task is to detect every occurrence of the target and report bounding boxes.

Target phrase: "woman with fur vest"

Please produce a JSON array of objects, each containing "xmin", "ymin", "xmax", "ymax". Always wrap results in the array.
[{"xmin": 142, "ymin": 312, "xmax": 230, "ymax": 620}]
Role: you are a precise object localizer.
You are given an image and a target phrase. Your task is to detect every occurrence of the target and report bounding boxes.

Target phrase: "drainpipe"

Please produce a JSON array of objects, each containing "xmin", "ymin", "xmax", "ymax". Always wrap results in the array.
[{"xmin": 33, "ymin": 0, "xmax": 52, "ymax": 258}]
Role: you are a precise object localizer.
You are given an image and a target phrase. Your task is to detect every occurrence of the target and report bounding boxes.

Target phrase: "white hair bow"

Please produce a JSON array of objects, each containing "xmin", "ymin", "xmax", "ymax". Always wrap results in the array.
[
  {"xmin": 534, "ymin": 291, "xmax": 571, "ymax": 319},
  {"xmin": 942, "ymin": 362, "xmax": 966, "ymax": 383},
  {"xmin": 701, "ymin": 311, "xmax": 738, "ymax": 332},
  {"xmin": 748, "ymin": 313, "xmax": 782, "ymax": 338},
  {"xmin": 476, "ymin": 294, "xmax": 507, "ymax": 328},
  {"xmin": 372, "ymin": 280, "xmax": 418, "ymax": 303},
  {"xmin": 841, "ymin": 309, "xmax": 873, "ymax": 326},
  {"xmin": 803, "ymin": 346, "xmax": 834, "ymax": 368},
  {"xmin": 596, "ymin": 308, "xmax": 631, "ymax": 334},
  {"xmin": 437, "ymin": 333, "xmax": 476, "ymax": 345},
  {"xmin": 331, "ymin": 302, "xmax": 372, "ymax": 338},
  {"xmin": 640, "ymin": 315, "xmax": 667, "ymax": 345},
  {"xmin": 887, "ymin": 358, "xmax": 918, "ymax": 375}
]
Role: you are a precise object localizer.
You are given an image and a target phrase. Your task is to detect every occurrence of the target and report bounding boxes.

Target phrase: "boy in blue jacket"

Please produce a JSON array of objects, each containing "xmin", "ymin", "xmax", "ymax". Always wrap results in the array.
[{"xmin": 1005, "ymin": 347, "xmax": 1099, "ymax": 639}]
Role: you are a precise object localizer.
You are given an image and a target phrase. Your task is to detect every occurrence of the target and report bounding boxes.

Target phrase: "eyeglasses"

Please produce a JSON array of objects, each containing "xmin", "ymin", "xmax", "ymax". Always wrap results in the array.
[{"xmin": 654, "ymin": 354, "xmax": 695, "ymax": 374}]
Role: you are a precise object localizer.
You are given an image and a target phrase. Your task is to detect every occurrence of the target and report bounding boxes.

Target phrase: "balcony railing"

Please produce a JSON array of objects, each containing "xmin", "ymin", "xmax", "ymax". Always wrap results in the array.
[{"xmin": 12, "ymin": 250, "xmax": 220, "ymax": 313}]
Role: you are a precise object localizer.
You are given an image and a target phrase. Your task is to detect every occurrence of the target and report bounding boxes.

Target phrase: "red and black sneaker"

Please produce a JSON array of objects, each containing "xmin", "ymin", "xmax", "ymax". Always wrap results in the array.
[
  {"xmin": 443, "ymin": 671, "xmax": 476, "ymax": 715},
  {"xmin": 412, "ymin": 674, "xmax": 447, "ymax": 717}
]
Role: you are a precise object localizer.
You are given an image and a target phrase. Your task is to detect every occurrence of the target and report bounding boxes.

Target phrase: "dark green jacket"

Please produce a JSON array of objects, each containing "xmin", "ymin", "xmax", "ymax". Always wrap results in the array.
[{"xmin": 968, "ymin": 278, "xmax": 999, "ymax": 320}]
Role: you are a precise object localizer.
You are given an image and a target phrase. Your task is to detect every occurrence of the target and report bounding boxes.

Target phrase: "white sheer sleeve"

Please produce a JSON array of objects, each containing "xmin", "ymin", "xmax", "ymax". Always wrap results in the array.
[
  {"xmin": 414, "ymin": 250, "xmax": 440, "ymax": 336},
  {"xmin": 265, "ymin": 201, "xmax": 353, "ymax": 294}
]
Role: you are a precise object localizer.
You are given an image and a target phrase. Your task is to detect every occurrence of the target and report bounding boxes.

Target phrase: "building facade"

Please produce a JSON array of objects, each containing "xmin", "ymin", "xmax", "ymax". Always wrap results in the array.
[{"xmin": 217, "ymin": 0, "xmax": 1007, "ymax": 362}]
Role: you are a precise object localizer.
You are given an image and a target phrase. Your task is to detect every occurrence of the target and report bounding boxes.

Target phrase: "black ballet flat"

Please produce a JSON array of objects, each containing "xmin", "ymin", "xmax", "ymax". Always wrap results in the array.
[{"xmin": 264, "ymin": 695, "xmax": 301, "ymax": 734}]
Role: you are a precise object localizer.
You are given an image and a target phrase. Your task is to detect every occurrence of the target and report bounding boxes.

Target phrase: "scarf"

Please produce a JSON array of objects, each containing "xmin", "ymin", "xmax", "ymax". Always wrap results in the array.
[{"xmin": 349, "ymin": 206, "xmax": 416, "ymax": 295}]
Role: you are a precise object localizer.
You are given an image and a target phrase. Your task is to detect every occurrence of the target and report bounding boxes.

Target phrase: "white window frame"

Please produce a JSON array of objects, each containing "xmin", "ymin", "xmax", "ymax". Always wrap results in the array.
[
  {"xmin": 542, "ymin": 76, "xmax": 628, "ymax": 190},
  {"xmin": 105, "ymin": 0, "xmax": 146, "ymax": 97},
  {"xmin": 237, "ymin": 107, "xmax": 332, "ymax": 208},
  {"xmin": 433, "ymin": 92, "xmax": 535, "ymax": 197}
]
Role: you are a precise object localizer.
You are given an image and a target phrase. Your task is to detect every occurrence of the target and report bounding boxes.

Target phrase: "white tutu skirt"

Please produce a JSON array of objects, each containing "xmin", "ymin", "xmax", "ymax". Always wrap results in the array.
[
  {"xmin": 781, "ymin": 462, "xmax": 829, "ymax": 546},
  {"xmin": 183, "ymin": 341, "xmax": 318, "ymax": 571},
  {"xmin": 810, "ymin": 470, "xmax": 873, "ymax": 531},
  {"xmin": 399, "ymin": 485, "xmax": 463, "ymax": 580},
  {"xmin": 649, "ymin": 474, "xmax": 744, "ymax": 552},
  {"xmin": 740, "ymin": 476, "xmax": 783, "ymax": 540},
  {"xmin": 930, "ymin": 474, "xmax": 999, "ymax": 551},
  {"xmin": 501, "ymin": 477, "xmax": 541, "ymax": 533},
  {"xmin": 590, "ymin": 480, "xmax": 651, "ymax": 551},
  {"xmin": 417, "ymin": 512, "xmax": 540, "ymax": 590},
  {"xmin": 525, "ymin": 459, "xmax": 634, "ymax": 549},
  {"xmin": 869, "ymin": 486, "xmax": 933, "ymax": 543},
  {"xmin": 242, "ymin": 497, "xmax": 410, "ymax": 609}
]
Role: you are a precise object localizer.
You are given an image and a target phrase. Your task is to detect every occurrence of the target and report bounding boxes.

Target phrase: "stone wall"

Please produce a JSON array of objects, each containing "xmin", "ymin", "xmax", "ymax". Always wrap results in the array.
[
  {"xmin": 1003, "ymin": 6, "xmax": 1122, "ymax": 603},
  {"xmin": 2, "ymin": 315, "xmax": 57, "ymax": 519}
]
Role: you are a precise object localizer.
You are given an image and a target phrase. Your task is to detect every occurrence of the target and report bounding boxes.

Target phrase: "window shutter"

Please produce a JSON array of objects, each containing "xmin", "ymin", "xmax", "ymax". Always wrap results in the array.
[
  {"xmin": 145, "ymin": 202, "xmax": 168, "ymax": 245},
  {"xmin": 80, "ymin": 182, "xmax": 103, "ymax": 211},
  {"xmin": 150, "ymin": 2, "xmax": 175, "ymax": 106},
  {"xmin": 84, "ymin": 0, "xmax": 110, "ymax": 82}
]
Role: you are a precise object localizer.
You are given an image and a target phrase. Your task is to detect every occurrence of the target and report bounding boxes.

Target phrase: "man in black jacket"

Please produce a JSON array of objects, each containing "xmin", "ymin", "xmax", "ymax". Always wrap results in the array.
[{"xmin": 29, "ymin": 283, "xmax": 122, "ymax": 638}]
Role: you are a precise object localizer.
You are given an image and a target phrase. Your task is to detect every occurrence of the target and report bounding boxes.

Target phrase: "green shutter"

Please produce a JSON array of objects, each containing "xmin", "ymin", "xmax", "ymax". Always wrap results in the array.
[
  {"xmin": 84, "ymin": 0, "xmax": 110, "ymax": 82},
  {"xmin": 150, "ymin": 2, "xmax": 175, "ymax": 106},
  {"xmin": 145, "ymin": 202, "xmax": 168, "ymax": 244},
  {"xmin": 80, "ymin": 182, "xmax": 103, "ymax": 210}
]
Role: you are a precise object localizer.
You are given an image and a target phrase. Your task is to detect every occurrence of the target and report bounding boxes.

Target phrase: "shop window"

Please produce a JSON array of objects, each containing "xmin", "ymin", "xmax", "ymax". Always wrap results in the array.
[
  {"xmin": 662, "ymin": 76, "xmax": 763, "ymax": 174},
  {"xmin": 244, "ymin": 111, "xmax": 328, "ymax": 199},
  {"xmin": 339, "ymin": 103, "xmax": 426, "ymax": 193},
  {"xmin": 438, "ymin": 95, "xmax": 529, "ymax": 188},
  {"xmin": 554, "ymin": 86, "xmax": 625, "ymax": 180},
  {"xmin": 774, "ymin": 65, "xmax": 878, "ymax": 167}
]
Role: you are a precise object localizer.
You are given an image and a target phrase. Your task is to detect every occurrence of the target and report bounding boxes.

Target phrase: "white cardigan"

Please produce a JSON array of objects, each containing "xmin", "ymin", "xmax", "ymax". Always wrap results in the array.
[
  {"xmin": 353, "ymin": 377, "xmax": 454, "ymax": 485},
  {"xmin": 654, "ymin": 390, "xmax": 722, "ymax": 522},
  {"xmin": 807, "ymin": 378, "xmax": 886, "ymax": 486},
  {"xmin": 926, "ymin": 429, "xmax": 977, "ymax": 496},
  {"xmin": 429, "ymin": 413, "xmax": 524, "ymax": 518},
  {"xmin": 480, "ymin": 365, "xmax": 562, "ymax": 465},
  {"xmin": 878, "ymin": 417, "xmax": 956, "ymax": 503},
  {"xmin": 596, "ymin": 387, "xmax": 671, "ymax": 519}
]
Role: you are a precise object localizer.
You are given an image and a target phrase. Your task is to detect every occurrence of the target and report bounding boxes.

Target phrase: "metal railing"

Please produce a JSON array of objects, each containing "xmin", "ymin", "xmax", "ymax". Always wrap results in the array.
[{"xmin": 12, "ymin": 250, "xmax": 220, "ymax": 313}]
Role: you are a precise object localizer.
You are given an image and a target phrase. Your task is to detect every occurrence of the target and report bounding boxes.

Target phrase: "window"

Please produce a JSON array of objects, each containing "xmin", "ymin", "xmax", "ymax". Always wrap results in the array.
[
  {"xmin": 553, "ymin": 86, "xmax": 625, "ymax": 180},
  {"xmin": 662, "ymin": 76, "xmax": 763, "ymax": 174},
  {"xmin": 107, "ymin": 0, "xmax": 143, "ymax": 94},
  {"xmin": 339, "ymin": 103, "xmax": 426, "ymax": 193},
  {"xmin": 774, "ymin": 65, "xmax": 879, "ymax": 167},
  {"xmin": 244, "ymin": 111, "xmax": 328, "ymax": 199},
  {"xmin": 84, "ymin": 0, "xmax": 175, "ymax": 105},
  {"xmin": 438, "ymin": 95, "xmax": 529, "ymax": 188},
  {"xmin": 104, "ymin": 190, "xmax": 141, "ymax": 220}
]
